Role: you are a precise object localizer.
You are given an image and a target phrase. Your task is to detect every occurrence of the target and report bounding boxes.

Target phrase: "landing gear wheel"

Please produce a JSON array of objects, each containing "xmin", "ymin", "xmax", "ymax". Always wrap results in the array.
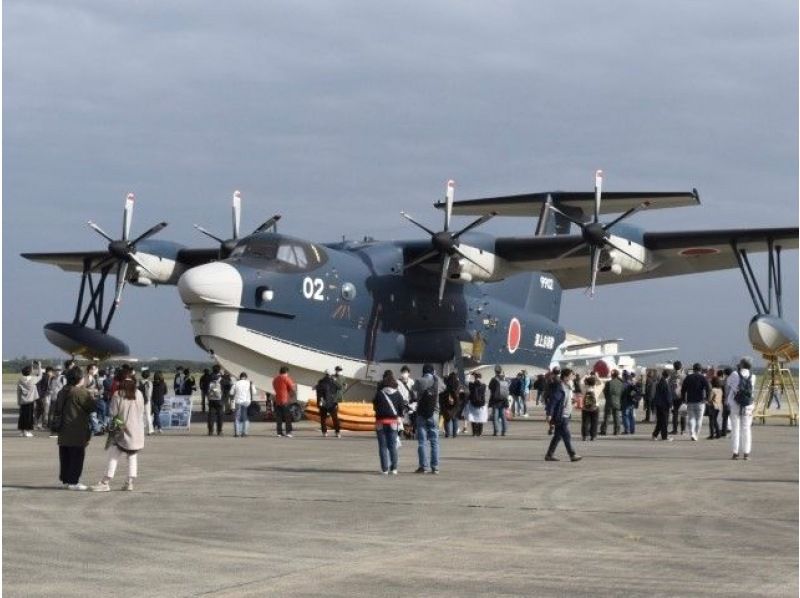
[{"xmin": 289, "ymin": 403, "xmax": 303, "ymax": 422}]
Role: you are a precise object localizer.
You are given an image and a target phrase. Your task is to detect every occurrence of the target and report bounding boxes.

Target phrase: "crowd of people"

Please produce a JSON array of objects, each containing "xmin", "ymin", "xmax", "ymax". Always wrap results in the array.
[{"xmin": 13, "ymin": 355, "xmax": 760, "ymax": 486}]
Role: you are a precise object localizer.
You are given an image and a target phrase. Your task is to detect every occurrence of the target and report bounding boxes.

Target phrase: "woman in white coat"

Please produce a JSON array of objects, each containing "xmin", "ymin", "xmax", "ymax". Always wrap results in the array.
[{"xmin": 465, "ymin": 372, "xmax": 489, "ymax": 436}]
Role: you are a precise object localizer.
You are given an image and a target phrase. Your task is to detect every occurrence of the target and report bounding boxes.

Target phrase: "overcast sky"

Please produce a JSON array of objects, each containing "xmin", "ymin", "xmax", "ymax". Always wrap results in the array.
[{"xmin": 3, "ymin": 1, "xmax": 798, "ymax": 365}]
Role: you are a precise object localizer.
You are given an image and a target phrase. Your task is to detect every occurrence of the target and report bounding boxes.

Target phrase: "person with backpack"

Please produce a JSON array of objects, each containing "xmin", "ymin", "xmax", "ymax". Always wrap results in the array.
[
  {"xmin": 669, "ymin": 361, "xmax": 686, "ymax": 436},
  {"xmin": 581, "ymin": 375, "xmax": 600, "ymax": 441},
  {"xmin": 206, "ymin": 367, "xmax": 225, "ymax": 436},
  {"xmin": 411, "ymin": 363, "xmax": 442, "ymax": 473},
  {"xmin": 396, "ymin": 365, "xmax": 416, "ymax": 439},
  {"xmin": 532, "ymin": 374, "xmax": 545, "ymax": 406},
  {"xmin": 509, "ymin": 372, "xmax": 523, "ymax": 417},
  {"xmin": 726, "ymin": 357, "xmax": 757, "ymax": 460},
  {"xmin": 488, "ymin": 365, "xmax": 510, "ymax": 436},
  {"xmin": 373, "ymin": 370, "xmax": 404, "ymax": 475},
  {"xmin": 198, "ymin": 368, "xmax": 211, "ymax": 413},
  {"xmin": 315, "ymin": 370, "xmax": 341, "ymax": 437},
  {"xmin": 47, "ymin": 364, "xmax": 69, "ymax": 438},
  {"xmin": 620, "ymin": 372, "xmax": 641, "ymax": 435},
  {"xmin": 55, "ymin": 367, "xmax": 96, "ymax": 490},
  {"xmin": 545, "ymin": 368, "xmax": 582, "ymax": 462},
  {"xmin": 465, "ymin": 372, "xmax": 488, "ymax": 436}
]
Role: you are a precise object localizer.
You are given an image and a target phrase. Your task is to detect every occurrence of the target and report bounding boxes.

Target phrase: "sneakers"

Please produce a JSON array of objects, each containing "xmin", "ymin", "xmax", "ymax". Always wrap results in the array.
[
  {"xmin": 731, "ymin": 453, "xmax": 739, "ymax": 460},
  {"xmin": 690, "ymin": 434, "xmax": 697, "ymax": 441},
  {"xmin": 67, "ymin": 483, "xmax": 88, "ymax": 491},
  {"xmin": 431, "ymin": 468, "xmax": 439, "ymax": 475},
  {"xmin": 336, "ymin": 432, "xmax": 342, "ymax": 438},
  {"xmin": 123, "ymin": 480, "xmax": 134, "ymax": 491},
  {"xmin": 322, "ymin": 431, "xmax": 328, "ymax": 437},
  {"xmin": 286, "ymin": 434, "xmax": 293, "ymax": 438},
  {"xmin": 743, "ymin": 454, "xmax": 750, "ymax": 461},
  {"xmin": 544, "ymin": 455, "xmax": 559, "ymax": 461},
  {"xmin": 381, "ymin": 471, "xmax": 389, "ymax": 475},
  {"xmin": 90, "ymin": 481, "xmax": 111, "ymax": 492},
  {"xmin": 414, "ymin": 467, "xmax": 426, "ymax": 473},
  {"xmin": 570, "ymin": 455, "xmax": 583, "ymax": 462},
  {"xmin": 24, "ymin": 431, "xmax": 34, "ymax": 437},
  {"xmin": 390, "ymin": 469, "xmax": 398, "ymax": 475}
]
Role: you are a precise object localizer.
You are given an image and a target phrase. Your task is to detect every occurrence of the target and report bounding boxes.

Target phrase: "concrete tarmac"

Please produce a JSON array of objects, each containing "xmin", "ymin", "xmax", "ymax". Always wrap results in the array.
[{"xmin": 3, "ymin": 406, "xmax": 797, "ymax": 597}]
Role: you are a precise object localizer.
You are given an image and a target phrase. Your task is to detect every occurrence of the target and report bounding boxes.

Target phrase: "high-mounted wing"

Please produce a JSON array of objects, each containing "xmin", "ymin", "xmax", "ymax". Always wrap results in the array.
[
  {"xmin": 20, "ymin": 251, "xmax": 112, "ymax": 273},
  {"xmin": 495, "ymin": 227, "xmax": 798, "ymax": 290},
  {"xmin": 436, "ymin": 190, "xmax": 699, "ymax": 218}
]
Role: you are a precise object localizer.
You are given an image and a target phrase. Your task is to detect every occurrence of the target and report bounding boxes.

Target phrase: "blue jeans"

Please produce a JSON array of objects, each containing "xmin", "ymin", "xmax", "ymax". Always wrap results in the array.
[
  {"xmin": 376, "ymin": 424, "xmax": 398, "ymax": 472},
  {"xmin": 95, "ymin": 399, "xmax": 108, "ymax": 427},
  {"xmin": 492, "ymin": 406, "xmax": 507, "ymax": 435},
  {"xmin": 416, "ymin": 415, "xmax": 439, "ymax": 470},
  {"xmin": 622, "ymin": 406, "xmax": 636, "ymax": 434},
  {"xmin": 234, "ymin": 404, "xmax": 249, "ymax": 436},
  {"xmin": 444, "ymin": 418, "xmax": 458, "ymax": 437},
  {"xmin": 512, "ymin": 395, "xmax": 527, "ymax": 415}
]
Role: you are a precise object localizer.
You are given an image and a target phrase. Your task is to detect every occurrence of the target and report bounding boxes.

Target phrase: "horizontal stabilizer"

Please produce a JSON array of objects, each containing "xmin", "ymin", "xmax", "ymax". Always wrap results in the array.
[{"xmin": 436, "ymin": 190, "xmax": 699, "ymax": 219}]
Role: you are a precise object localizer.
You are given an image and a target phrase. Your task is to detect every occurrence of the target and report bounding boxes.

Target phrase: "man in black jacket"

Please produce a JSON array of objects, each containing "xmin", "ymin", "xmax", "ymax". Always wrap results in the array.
[
  {"xmin": 315, "ymin": 371, "xmax": 341, "ymax": 437},
  {"xmin": 681, "ymin": 363, "xmax": 712, "ymax": 441}
]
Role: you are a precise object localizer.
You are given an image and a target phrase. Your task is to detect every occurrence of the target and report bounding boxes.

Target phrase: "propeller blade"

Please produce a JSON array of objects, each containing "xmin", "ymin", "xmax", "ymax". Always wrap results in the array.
[
  {"xmin": 444, "ymin": 179, "xmax": 455, "ymax": 232},
  {"xmin": 114, "ymin": 261, "xmax": 129, "ymax": 306},
  {"xmin": 453, "ymin": 246, "xmax": 491, "ymax": 274},
  {"xmin": 129, "ymin": 222, "xmax": 168, "ymax": 247},
  {"xmin": 400, "ymin": 212, "xmax": 437, "ymax": 237},
  {"xmin": 123, "ymin": 193, "xmax": 135, "ymax": 241},
  {"xmin": 193, "ymin": 225, "xmax": 225, "ymax": 244},
  {"xmin": 452, "ymin": 212, "xmax": 497, "ymax": 240},
  {"xmin": 603, "ymin": 200, "xmax": 651, "ymax": 232},
  {"xmin": 588, "ymin": 246, "xmax": 601, "ymax": 297},
  {"xmin": 232, "ymin": 190, "xmax": 242, "ymax": 239},
  {"xmin": 128, "ymin": 253, "xmax": 157, "ymax": 278},
  {"xmin": 605, "ymin": 239, "xmax": 646, "ymax": 265},
  {"xmin": 548, "ymin": 205, "xmax": 586, "ymax": 230},
  {"xmin": 554, "ymin": 241, "xmax": 588, "ymax": 262},
  {"xmin": 253, "ymin": 215, "xmax": 282, "ymax": 235},
  {"xmin": 87, "ymin": 221, "xmax": 115, "ymax": 243},
  {"xmin": 594, "ymin": 170, "xmax": 603, "ymax": 224},
  {"xmin": 438, "ymin": 254, "xmax": 451, "ymax": 304},
  {"xmin": 403, "ymin": 249, "xmax": 439, "ymax": 271}
]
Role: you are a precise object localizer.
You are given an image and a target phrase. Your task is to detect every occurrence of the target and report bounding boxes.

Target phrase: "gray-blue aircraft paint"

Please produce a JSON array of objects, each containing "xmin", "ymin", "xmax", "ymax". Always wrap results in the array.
[{"xmin": 232, "ymin": 232, "xmax": 565, "ymax": 370}]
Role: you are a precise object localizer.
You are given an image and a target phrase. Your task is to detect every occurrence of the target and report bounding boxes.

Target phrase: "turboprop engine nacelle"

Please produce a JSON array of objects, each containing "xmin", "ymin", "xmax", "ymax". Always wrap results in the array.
[
  {"xmin": 603, "ymin": 235, "xmax": 647, "ymax": 276},
  {"xmin": 451, "ymin": 244, "xmax": 500, "ymax": 283}
]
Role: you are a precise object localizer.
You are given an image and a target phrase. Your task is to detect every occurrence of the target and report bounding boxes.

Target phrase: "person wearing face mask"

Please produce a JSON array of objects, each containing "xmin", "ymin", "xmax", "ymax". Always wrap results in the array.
[
  {"xmin": 545, "ymin": 369, "xmax": 582, "ymax": 462},
  {"xmin": 396, "ymin": 365, "xmax": 416, "ymax": 439}
]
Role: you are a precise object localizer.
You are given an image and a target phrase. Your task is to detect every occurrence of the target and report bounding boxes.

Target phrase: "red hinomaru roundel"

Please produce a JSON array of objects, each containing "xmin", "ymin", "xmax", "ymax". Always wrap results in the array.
[{"xmin": 507, "ymin": 318, "xmax": 521, "ymax": 354}]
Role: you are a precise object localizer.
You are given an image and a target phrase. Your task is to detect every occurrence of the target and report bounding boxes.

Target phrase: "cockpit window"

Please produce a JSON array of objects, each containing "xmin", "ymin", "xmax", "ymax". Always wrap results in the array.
[{"xmin": 230, "ymin": 235, "xmax": 327, "ymax": 272}]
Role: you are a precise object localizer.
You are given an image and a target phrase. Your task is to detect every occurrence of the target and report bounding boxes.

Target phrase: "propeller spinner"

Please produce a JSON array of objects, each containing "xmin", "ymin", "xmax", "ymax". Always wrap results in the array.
[
  {"xmin": 194, "ymin": 190, "xmax": 281, "ymax": 258},
  {"xmin": 402, "ymin": 180, "xmax": 497, "ymax": 304},
  {"xmin": 549, "ymin": 170, "xmax": 650, "ymax": 296},
  {"xmin": 87, "ymin": 193, "xmax": 167, "ymax": 306}
]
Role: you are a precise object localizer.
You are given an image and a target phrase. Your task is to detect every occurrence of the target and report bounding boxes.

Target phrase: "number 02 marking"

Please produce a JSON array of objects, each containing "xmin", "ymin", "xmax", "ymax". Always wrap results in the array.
[{"xmin": 302, "ymin": 277, "xmax": 325, "ymax": 301}]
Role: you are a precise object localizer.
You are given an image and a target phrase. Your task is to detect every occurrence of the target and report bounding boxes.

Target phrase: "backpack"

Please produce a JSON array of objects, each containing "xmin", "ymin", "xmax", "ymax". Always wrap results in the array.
[
  {"xmin": 49, "ymin": 387, "xmax": 70, "ymax": 434},
  {"xmin": 247, "ymin": 400, "xmax": 262, "ymax": 418},
  {"xmin": 416, "ymin": 383, "xmax": 438, "ymax": 419},
  {"xmin": 208, "ymin": 378, "xmax": 223, "ymax": 401},
  {"xmin": 734, "ymin": 373, "xmax": 753, "ymax": 407},
  {"xmin": 469, "ymin": 382, "xmax": 486, "ymax": 408},
  {"xmin": 492, "ymin": 378, "xmax": 510, "ymax": 404},
  {"xmin": 583, "ymin": 390, "xmax": 597, "ymax": 411}
]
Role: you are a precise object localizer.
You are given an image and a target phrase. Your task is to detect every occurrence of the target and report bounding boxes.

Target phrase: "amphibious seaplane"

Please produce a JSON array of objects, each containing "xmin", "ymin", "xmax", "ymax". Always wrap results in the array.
[{"xmin": 22, "ymin": 172, "xmax": 798, "ymax": 400}]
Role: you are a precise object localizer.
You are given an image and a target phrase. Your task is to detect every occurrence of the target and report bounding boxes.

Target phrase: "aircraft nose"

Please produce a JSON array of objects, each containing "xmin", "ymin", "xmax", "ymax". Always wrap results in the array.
[{"xmin": 178, "ymin": 262, "xmax": 243, "ymax": 306}]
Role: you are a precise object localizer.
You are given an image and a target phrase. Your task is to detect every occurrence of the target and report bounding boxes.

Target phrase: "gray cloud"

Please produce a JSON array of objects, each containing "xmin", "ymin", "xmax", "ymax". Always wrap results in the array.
[{"xmin": 4, "ymin": 0, "xmax": 797, "ymax": 363}]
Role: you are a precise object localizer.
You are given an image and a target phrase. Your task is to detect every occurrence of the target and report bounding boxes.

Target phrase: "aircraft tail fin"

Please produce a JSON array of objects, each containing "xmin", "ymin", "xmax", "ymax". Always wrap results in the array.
[{"xmin": 483, "ymin": 273, "xmax": 562, "ymax": 323}]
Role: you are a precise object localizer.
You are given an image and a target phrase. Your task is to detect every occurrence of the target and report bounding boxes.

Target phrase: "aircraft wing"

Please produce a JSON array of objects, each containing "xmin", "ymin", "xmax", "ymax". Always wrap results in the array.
[
  {"xmin": 494, "ymin": 227, "xmax": 798, "ymax": 290},
  {"xmin": 437, "ymin": 190, "xmax": 699, "ymax": 218},
  {"xmin": 20, "ymin": 251, "xmax": 112, "ymax": 273},
  {"xmin": 554, "ymin": 346, "xmax": 678, "ymax": 365}
]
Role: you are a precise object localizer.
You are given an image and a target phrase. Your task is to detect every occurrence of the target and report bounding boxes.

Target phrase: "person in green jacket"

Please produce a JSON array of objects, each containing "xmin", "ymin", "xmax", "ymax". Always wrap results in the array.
[
  {"xmin": 600, "ymin": 370, "xmax": 624, "ymax": 436},
  {"xmin": 56, "ymin": 367, "xmax": 96, "ymax": 490}
]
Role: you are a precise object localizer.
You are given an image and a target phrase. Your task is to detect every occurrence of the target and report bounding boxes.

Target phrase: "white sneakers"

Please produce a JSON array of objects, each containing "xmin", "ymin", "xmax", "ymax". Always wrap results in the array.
[
  {"xmin": 123, "ymin": 479, "xmax": 134, "ymax": 491},
  {"xmin": 19, "ymin": 431, "xmax": 33, "ymax": 437},
  {"xmin": 67, "ymin": 483, "xmax": 88, "ymax": 491},
  {"xmin": 390, "ymin": 469, "xmax": 398, "ymax": 475},
  {"xmin": 90, "ymin": 481, "xmax": 111, "ymax": 492}
]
